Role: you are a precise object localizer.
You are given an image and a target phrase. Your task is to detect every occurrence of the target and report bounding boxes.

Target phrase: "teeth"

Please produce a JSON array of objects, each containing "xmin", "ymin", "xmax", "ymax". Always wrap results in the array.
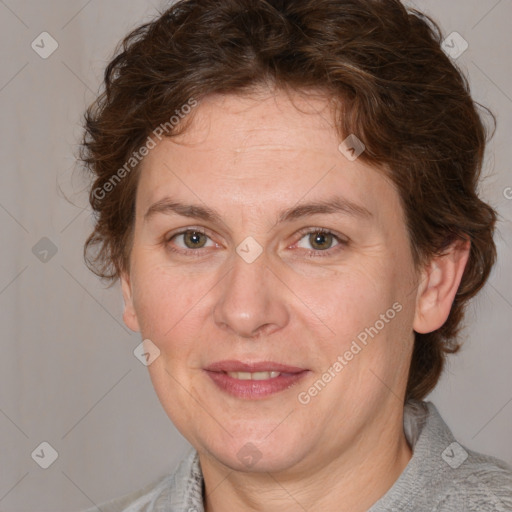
[{"xmin": 227, "ymin": 371, "xmax": 281, "ymax": 380}]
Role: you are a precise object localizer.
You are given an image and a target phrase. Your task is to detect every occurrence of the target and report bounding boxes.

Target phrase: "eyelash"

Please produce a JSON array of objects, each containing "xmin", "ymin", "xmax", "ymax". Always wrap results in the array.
[{"xmin": 164, "ymin": 227, "xmax": 348, "ymax": 258}]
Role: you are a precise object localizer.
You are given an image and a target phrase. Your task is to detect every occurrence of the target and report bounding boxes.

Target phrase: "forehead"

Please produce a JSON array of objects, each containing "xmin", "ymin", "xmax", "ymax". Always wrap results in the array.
[
  {"xmin": 185, "ymin": 90, "xmax": 337, "ymax": 148},
  {"xmin": 136, "ymin": 90, "xmax": 401, "ymax": 226}
]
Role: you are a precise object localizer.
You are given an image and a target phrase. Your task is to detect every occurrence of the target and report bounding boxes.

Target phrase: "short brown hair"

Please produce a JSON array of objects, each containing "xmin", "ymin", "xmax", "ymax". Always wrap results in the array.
[{"xmin": 80, "ymin": 0, "xmax": 497, "ymax": 401}]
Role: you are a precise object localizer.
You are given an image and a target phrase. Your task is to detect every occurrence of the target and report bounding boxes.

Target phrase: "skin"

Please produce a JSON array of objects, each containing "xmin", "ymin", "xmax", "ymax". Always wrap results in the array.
[{"xmin": 120, "ymin": 88, "xmax": 470, "ymax": 511}]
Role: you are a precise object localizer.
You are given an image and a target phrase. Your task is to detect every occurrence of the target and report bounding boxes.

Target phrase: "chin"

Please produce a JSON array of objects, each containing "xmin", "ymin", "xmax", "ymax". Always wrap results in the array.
[{"xmin": 200, "ymin": 435, "xmax": 308, "ymax": 474}]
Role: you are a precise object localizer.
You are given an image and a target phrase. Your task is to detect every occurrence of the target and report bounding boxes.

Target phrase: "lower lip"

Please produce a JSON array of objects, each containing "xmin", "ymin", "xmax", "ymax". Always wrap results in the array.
[{"xmin": 205, "ymin": 370, "xmax": 309, "ymax": 399}]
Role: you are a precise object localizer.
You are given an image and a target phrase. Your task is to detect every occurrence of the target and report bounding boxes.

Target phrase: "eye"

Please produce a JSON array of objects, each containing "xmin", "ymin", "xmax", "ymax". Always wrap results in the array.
[
  {"xmin": 166, "ymin": 229, "xmax": 216, "ymax": 253},
  {"xmin": 294, "ymin": 228, "xmax": 347, "ymax": 256}
]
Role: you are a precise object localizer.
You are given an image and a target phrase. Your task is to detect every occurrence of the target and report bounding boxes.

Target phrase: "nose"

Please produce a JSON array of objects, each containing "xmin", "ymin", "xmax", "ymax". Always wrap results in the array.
[{"xmin": 213, "ymin": 251, "xmax": 290, "ymax": 339}]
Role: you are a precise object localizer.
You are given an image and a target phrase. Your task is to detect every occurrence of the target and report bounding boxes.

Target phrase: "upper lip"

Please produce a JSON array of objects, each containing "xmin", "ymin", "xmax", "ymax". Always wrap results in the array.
[{"xmin": 204, "ymin": 360, "xmax": 307, "ymax": 373}]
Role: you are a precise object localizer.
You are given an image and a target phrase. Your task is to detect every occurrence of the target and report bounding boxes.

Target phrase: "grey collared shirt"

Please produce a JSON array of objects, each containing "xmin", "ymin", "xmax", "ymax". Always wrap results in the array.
[{"xmin": 82, "ymin": 400, "xmax": 512, "ymax": 511}]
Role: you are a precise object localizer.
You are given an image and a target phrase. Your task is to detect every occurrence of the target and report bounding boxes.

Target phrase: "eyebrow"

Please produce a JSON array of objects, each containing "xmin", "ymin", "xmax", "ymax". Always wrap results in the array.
[{"xmin": 143, "ymin": 196, "xmax": 373, "ymax": 225}]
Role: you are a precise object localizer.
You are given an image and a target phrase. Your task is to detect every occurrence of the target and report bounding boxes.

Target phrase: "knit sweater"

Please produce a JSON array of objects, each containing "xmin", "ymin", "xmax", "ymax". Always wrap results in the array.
[{"xmin": 81, "ymin": 400, "xmax": 512, "ymax": 511}]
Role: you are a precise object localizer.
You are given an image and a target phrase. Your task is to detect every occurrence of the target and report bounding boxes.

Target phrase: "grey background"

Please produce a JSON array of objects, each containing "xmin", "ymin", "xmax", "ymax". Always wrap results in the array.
[{"xmin": 0, "ymin": 1, "xmax": 510, "ymax": 510}]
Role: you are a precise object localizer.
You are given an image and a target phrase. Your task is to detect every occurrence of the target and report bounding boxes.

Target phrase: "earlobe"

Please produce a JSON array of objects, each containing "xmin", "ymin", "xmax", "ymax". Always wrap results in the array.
[
  {"xmin": 413, "ymin": 239, "xmax": 471, "ymax": 334},
  {"xmin": 120, "ymin": 271, "xmax": 140, "ymax": 332}
]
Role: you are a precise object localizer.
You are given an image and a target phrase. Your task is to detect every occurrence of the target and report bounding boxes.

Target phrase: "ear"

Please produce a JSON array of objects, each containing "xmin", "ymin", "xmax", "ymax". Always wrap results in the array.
[
  {"xmin": 120, "ymin": 271, "xmax": 140, "ymax": 332},
  {"xmin": 413, "ymin": 238, "xmax": 471, "ymax": 334}
]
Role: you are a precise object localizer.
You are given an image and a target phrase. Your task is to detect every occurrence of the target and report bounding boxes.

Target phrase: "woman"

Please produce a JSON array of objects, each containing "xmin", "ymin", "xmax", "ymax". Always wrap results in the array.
[{"xmin": 80, "ymin": 0, "xmax": 512, "ymax": 510}]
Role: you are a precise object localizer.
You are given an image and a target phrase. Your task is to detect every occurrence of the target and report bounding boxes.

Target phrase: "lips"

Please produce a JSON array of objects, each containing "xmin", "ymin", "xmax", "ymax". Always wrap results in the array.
[
  {"xmin": 204, "ymin": 360, "xmax": 306, "ymax": 373},
  {"xmin": 204, "ymin": 360, "xmax": 309, "ymax": 399}
]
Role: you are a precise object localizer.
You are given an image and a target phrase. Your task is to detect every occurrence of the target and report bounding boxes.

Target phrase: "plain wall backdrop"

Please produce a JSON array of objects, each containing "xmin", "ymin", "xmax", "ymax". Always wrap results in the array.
[{"xmin": 0, "ymin": 0, "xmax": 511, "ymax": 510}]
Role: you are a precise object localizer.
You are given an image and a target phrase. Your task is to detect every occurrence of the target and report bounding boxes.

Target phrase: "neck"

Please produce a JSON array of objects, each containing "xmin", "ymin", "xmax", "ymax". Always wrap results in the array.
[{"xmin": 201, "ymin": 408, "xmax": 413, "ymax": 512}]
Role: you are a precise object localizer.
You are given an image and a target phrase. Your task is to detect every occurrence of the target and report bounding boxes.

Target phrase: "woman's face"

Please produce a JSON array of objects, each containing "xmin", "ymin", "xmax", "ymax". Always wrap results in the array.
[{"xmin": 121, "ymin": 90, "xmax": 420, "ymax": 473}]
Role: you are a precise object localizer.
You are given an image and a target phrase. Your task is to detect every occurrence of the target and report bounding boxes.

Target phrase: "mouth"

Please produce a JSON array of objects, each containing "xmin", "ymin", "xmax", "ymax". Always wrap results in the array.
[{"xmin": 204, "ymin": 360, "xmax": 309, "ymax": 399}]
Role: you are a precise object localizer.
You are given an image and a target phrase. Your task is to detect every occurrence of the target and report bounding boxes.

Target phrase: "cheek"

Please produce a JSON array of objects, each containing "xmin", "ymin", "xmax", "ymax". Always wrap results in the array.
[
  {"xmin": 294, "ymin": 263, "xmax": 398, "ymax": 339},
  {"xmin": 130, "ymin": 260, "xmax": 212, "ymax": 342},
  {"xmin": 302, "ymin": 264, "xmax": 413, "ymax": 393}
]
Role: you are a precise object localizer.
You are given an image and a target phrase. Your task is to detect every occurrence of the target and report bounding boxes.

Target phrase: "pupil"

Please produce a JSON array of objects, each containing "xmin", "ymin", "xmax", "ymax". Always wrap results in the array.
[
  {"xmin": 185, "ymin": 231, "xmax": 205, "ymax": 248},
  {"xmin": 310, "ymin": 232, "xmax": 332, "ymax": 250}
]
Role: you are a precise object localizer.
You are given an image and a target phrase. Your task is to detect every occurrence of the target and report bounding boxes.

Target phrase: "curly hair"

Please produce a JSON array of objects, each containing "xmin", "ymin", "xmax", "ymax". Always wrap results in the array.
[{"xmin": 79, "ymin": 0, "xmax": 497, "ymax": 401}]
